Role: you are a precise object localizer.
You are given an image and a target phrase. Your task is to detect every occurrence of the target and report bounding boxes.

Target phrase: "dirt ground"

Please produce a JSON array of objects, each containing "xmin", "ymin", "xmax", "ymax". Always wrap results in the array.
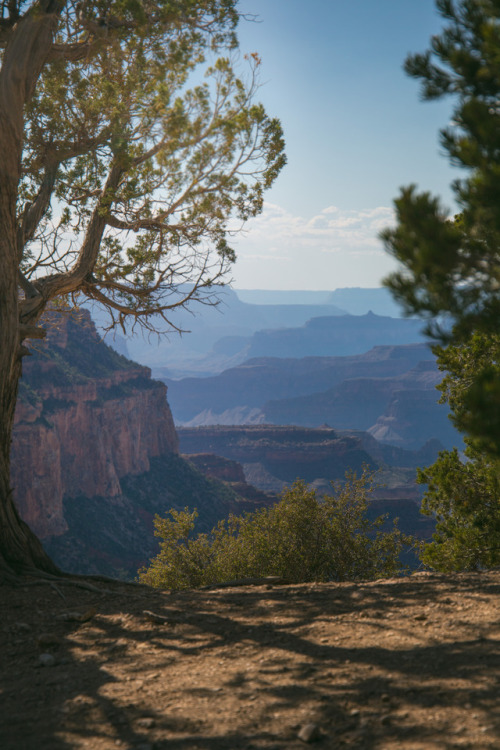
[{"xmin": 1, "ymin": 570, "xmax": 499, "ymax": 750}]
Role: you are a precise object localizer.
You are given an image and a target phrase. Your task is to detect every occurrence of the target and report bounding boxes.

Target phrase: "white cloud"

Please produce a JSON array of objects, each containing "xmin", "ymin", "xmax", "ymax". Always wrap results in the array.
[
  {"xmin": 231, "ymin": 202, "xmax": 398, "ymax": 289},
  {"xmin": 235, "ymin": 202, "xmax": 394, "ymax": 249}
]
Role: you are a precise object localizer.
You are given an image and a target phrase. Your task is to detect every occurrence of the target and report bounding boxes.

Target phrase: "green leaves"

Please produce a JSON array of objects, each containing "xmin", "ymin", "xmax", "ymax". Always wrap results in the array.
[
  {"xmin": 415, "ymin": 335, "xmax": 500, "ymax": 570},
  {"xmin": 419, "ymin": 446, "xmax": 500, "ymax": 571},
  {"xmin": 382, "ymin": 1, "xmax": 500, "ymax": 341},
  {"xmin": 434, "ymin": 332, "xmax": 500, "ymax": 455},
  {"xmin": 139, "ymin": 473, "xmax": 412, "ymax": 590},
  {"xmin": 381, "ymin": 1, "xmax": 500, "ymax": 568},
  {"xmin": 16, "ymin": 1, "xmax": 285, "ymax": 335}
]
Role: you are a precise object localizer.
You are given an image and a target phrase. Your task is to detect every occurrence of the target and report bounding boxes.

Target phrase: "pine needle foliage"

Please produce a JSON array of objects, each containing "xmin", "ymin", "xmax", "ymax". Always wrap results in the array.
[{"xmin": 417, "ymin": 333, "xmax": 500, "ymax": 571}]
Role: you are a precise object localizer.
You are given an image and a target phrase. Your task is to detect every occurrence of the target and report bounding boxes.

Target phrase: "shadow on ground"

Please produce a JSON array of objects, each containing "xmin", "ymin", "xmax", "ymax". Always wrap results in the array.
[{"xmin": 1, "ymin": 571, "xmax": 499, "ymax": 749}]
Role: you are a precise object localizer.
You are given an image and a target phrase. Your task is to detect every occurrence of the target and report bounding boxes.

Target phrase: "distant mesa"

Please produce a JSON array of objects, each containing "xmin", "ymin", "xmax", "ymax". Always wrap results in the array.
[
  {"xmin": 87, "ymin": 286, "xmax": 408, "ymax": 379},
  {"xmin": 233, "ymin": 286, "xmax": 403, "ymax": 317},
  {"xmin": 243, "ymin": 312, "xmax": 426, "ymax": 359}
]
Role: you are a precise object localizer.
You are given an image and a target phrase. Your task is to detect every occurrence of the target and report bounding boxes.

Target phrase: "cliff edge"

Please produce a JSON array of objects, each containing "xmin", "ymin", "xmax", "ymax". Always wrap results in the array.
[{"xmin": 11, "ymin": 310, "xmax": 263, "ymax": 577}]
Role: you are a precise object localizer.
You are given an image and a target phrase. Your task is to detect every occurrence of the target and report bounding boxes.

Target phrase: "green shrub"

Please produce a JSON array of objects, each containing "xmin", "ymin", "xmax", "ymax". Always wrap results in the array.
[
  {"xmin": 419, "ymin": 448, "xmax": 500, "ymax": 572},
  {"xmin": 139, "ymin": 471, "xmax": 412, "ymax": 590}
]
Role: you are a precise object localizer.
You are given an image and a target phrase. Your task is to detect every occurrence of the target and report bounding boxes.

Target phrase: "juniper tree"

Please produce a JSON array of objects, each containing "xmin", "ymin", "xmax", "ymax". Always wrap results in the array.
[{"xmin": 0, "ymin": 0, "xmax": 285, "ymax": 581}]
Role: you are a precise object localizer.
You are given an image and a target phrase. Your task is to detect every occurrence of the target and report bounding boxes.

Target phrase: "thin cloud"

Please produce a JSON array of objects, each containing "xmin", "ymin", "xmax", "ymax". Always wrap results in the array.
[
  {"xmin": 231, "ymin": 202, "xmax": 398, "ymax": 289},
  {"xmin": 235, "ymin": 202, "xmax": 395, "ymax": 252}
]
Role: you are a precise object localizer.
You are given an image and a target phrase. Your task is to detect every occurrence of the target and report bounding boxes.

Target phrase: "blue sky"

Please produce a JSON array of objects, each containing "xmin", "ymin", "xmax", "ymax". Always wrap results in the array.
[{"xmin": 230, "ymin": 0, "xmax": 461, "ymax": 290}]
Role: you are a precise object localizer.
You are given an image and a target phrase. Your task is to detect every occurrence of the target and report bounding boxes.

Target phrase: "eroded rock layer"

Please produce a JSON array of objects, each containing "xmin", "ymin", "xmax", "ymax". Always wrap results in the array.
[{"xmin": 12, "ymin": 309, "xmax": 178, "ymax": 539}]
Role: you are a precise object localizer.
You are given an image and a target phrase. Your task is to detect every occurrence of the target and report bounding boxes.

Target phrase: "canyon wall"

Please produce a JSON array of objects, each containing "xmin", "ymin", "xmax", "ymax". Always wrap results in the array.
[
  {"xmin": 12, "ymin": 309, "xmax": 178, "ymax": 540},
  {"xmin": 10, "ymin": 310, "xmax": 273, "ymax": 577}
]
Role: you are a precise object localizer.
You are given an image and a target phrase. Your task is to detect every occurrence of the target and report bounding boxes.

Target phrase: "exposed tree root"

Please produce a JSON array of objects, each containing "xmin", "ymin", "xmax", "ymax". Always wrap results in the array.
[{"xmin": 1, "ymin": 563, "xmax": 151, "ymax": 596}]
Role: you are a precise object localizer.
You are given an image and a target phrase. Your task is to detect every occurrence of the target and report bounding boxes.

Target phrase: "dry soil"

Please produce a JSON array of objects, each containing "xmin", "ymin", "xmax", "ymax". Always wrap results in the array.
[{"xmin": 1, "ymin": 570, "xmax": 499, "ymax": 750}]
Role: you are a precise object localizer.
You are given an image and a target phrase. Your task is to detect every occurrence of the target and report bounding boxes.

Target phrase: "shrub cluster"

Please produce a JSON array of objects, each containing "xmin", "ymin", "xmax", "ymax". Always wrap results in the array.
[{"xmin": 139, "ymin": 472, "xmax": 412, "ymax": 590}]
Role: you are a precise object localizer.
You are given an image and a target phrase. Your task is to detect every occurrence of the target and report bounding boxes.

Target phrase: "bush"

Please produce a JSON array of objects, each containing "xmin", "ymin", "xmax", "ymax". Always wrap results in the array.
[
  {"xmin": 139, "ymin": 471, "xmax": 412, "ymax": 590},
  {"xmin": 419, "ymin": 448, "xmax": 500, "ymax": 572}
]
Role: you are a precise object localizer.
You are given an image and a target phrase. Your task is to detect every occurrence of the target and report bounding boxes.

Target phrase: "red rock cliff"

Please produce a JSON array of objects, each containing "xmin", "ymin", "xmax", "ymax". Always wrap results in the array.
[{"xmin": 11, "ymin": 310, "xmax": 178, "ymax": 539}]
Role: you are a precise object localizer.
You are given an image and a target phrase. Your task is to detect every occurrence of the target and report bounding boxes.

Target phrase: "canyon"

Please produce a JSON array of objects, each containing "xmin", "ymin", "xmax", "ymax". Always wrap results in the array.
[
  {"xmin": 12, "ymin": 311, "xmax": 272, "ymax": 578},
  {"xmin": 10, "ymin": 292, "xmax": 456, "ymax": 578}
]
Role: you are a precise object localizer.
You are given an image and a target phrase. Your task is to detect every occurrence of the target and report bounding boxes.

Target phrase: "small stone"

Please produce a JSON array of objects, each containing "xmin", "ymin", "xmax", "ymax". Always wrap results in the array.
[
  {"xmin": 38, "ymin": 653, "xmax": 56, "ymax": 667},
  {"xmin": 414, "ymin": 613, "xmax": 427, "ymax": 621},
  {"xmin": 381, "ymin": 714, "xmax": 391, "ymax": 726},
  {"xmin": 137, "ymin": 717, "xmax": 155, "ymax": 728},
  {"xmin": 297, "ymin": 723, "xmax": 321, "ymax": 743},
  {"xmin": 381, "ymin": 693, "xmax": 390, "ymax": 702}
]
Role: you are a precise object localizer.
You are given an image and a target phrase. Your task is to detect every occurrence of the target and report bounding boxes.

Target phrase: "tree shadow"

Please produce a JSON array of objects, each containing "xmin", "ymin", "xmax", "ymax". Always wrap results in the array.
[{"xmin": 1, "ymin": 572, "xmax": 499, "ymax": 749}]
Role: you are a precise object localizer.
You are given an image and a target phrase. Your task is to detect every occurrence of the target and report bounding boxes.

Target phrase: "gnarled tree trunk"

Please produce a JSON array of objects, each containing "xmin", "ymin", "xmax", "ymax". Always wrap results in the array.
[
  {"xmin": 0, "ymin": 192, "xmax": 60, "ymax": 580},
  {"xmin": 0, "ymin": 1, "xmax": 65, "ymax": 581}
]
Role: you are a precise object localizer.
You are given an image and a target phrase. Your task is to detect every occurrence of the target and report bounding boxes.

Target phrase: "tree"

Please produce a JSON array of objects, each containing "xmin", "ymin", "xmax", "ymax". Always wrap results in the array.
[
  {"xmin": 381, "ymin": 0, "xmax": 500, "ymax": 342},
  {"xmin": 380, "ymin": 0, "xmax": 500, "ymax": 567},
  {"xmin": 139, "ymin": 474, "xmax": 411, "ymax": 590},
  {"xmin": 418, "ymin": 335, "xmax": 500, "ymax": 570},
  {"xmin": 381, "ymin": 0, "xmax": 500, "ymax": 454},
  {"xmin": 0, "ymin": 1, "xmax": 285, "ymax": 581}
]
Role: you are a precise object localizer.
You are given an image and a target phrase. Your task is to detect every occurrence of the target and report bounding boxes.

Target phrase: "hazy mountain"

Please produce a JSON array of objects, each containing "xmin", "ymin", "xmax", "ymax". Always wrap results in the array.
[
  {"xmin": 263, "ymin": 360, "xmax": 459, "ymax": 450},
  {"xmin": 234, "ymin": 287, "xmax": 405, "ymax": 317},
  {"xmin": 164, "ymin": 343, "xmax": 430, "ymax": 421},
  {"xmin": 163, "ymin": 342, "xmax": 461, "ymax": 450},
  {"xmin": 87, "ymin": 287, "xmax": 413, "ymax": 379},
  {"xmin": 242, "ymin": 311, "xmax": 426, "ymax": 359},
  {"xmin": 325, "ymin": 287, "xmax": 405, "ymax": 317},
  {"xmin": 234, "ymin": 289, "xmax": 334, "ymax": 305},
  {"xmin": 87, "ymin": 286, "xmax": 347, "ymax": 377}
]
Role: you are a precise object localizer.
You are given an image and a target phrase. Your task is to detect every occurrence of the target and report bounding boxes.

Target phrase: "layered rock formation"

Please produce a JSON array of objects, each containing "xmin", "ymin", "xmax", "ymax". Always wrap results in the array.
[
  {"xmin": 244, "ymin": 311, "xmax": 426, "ymax": 359},
  {"xmin": 12, "ymin": 310, "xmax": 178, "ymax": 540},
  {"xmin": 11, "ymin": 310, "xmax": 268, "ymax": 577},
  {"xmin": 177, "ymin": 425, "xmax": 377, "ymax": 489},
  {"xmin": 164, "ymin": 344, "xmax": 431, "ymax": 425},
  {"xmin": 177, "ymin": 425, "xmax": 438, "ymax": 540}
]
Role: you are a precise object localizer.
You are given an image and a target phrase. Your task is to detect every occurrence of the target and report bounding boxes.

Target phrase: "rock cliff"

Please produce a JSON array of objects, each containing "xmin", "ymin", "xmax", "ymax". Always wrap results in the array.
[
  {"xmin": 12, "ymin": 309, "xmax": 178, "ymax": 540},
  {"xmin": 177, "ymin": 425, "xmax": 377, "ymax": 488},
  {"xmin": 11, "ymin": 310, "xmax": 260, "ymax": 578}
]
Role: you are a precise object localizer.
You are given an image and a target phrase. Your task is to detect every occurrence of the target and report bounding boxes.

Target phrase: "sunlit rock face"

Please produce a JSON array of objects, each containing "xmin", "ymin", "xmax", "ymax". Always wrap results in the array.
[{"xmin": 11, "ymin": 309, "xmax": 178, "ymax": 539}]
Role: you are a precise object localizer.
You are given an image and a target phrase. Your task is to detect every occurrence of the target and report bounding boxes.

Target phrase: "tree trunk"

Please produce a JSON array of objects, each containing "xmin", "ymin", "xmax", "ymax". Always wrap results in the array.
[
  {"xmin": 0, "ymin": 234, "xmax": 61, "ymax": 581},
  {"xmin": 0, "ymin": 2, "xmax": 66, "ymax": 582}
]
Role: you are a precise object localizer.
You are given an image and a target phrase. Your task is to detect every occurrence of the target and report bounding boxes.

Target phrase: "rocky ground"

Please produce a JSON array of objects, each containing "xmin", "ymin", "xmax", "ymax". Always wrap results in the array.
[{"xmin": 1, "ymin": 570, "xmax": 499, "ymax": 750}]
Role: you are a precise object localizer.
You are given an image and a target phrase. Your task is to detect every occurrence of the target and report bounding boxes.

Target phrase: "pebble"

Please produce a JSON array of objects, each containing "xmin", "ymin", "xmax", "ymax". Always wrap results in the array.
[
  {"xmin": 38, "ymin": 653, "xmax": 56, "ymax": 667},
  {"xmin": 136, "ymin": 717, "xmax": 155, "ymax": 728},
  {"xmin": 297, "ymin": 723, "xmax": 321, "ymax": 743}
]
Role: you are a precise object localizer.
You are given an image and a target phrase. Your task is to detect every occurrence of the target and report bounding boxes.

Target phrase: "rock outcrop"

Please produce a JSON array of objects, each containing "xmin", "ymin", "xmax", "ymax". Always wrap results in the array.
[
  {"xmin": 177, "ymin": 425, "xmax": 377, "ymax": 489},
  {"xmin": 184, "ymin": 453, "xmax": 275, "ymax": 506},
  {"xmin": 11, "ymin": 310, "xmax": 267, "ymax": 578},
  {"xmin": 12, "ymin": 309, "xmax": 178, "ymax": 540}
]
